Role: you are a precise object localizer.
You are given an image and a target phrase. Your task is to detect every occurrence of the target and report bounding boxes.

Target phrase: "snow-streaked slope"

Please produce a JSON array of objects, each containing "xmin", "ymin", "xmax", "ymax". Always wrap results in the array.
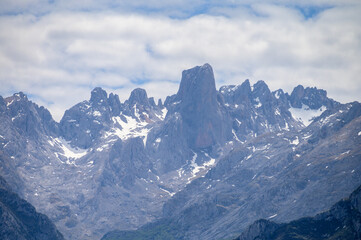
[
  {"xmin": 289, "ymin": 104, "xmax": 326, "ymax": 126},
  {"xmin": 49, "ymin": 137, "xmax": 88, "ymax": 160},
  {"xmin": 107, "ymin": 115, "xmax": 150, "ymax": 143}
]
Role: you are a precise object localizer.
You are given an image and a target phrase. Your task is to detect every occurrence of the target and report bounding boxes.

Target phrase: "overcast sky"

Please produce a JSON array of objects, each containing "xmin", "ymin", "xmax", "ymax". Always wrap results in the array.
[{"xmin": 0, "ymin": 0, "xmax": 360, "ymax": 121}]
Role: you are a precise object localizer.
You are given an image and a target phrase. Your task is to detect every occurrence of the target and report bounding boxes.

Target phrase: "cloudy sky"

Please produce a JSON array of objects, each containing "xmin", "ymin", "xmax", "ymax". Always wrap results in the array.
[{"xmin": 0, "ymin": 0, "xmax": 360, "ymax": 121}]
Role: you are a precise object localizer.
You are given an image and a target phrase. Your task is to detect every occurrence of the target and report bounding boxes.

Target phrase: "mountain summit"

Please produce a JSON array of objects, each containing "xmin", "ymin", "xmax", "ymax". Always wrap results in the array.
[{"xmin": 174, "ymin": 63, "xmax": 232, "ymax": 149}]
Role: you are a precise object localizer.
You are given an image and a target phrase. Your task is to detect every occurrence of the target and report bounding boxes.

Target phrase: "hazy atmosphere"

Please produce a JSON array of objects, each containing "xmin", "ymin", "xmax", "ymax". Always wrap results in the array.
[
  {"xmin": 0, "ymin": 0, "xmax": 360, "ymax": 120},
  {"xmin": 1, "ymin": 2, "xmax": 361, "ymax": 240}
]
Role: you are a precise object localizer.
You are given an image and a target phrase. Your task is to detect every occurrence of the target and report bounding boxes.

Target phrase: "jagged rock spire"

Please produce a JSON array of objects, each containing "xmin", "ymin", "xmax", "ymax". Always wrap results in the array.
[{"xmin": 175, "ymin": 63, "xmax": 232, "ymax": 149}]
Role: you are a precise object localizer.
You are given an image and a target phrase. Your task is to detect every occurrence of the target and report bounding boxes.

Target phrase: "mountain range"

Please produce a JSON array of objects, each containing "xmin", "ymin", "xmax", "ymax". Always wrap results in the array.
[{"xmin": 0, "ymin": 64, "xmax": 360, "ymax": 239}]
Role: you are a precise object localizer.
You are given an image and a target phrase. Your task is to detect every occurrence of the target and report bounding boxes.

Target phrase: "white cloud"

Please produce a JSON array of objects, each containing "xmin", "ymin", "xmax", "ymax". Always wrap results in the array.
[{"xmin": 0, "ymin": 2, "xmax": 360, "ymax": 121}]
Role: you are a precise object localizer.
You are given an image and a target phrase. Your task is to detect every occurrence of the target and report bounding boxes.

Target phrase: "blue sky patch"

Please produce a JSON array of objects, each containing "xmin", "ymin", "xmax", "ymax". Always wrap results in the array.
[{"xmin": 294, "ymin": 5, "xmax": 333, "ymax": 19}]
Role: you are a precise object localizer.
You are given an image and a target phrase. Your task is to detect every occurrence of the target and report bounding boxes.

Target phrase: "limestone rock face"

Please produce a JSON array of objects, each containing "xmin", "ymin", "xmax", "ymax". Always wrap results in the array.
[
  {"xmin": 289, "ymin": 85, "xmax": 339, "ymax": 109},
  {"xmin": 174, "ymin": 63, "xmax": 232, "ymax": 149}
]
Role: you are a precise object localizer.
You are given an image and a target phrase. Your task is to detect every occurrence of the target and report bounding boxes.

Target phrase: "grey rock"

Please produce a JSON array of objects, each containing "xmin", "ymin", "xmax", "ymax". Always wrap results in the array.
[
  {"xmin": 171, "ymin": 63, "xmax": 232, "ymax": 149},
  {"xmin": 0, "ymin": 176, "xmax": 64, "ymax": 240},
  {"xmin": 289, "ymin": 85, "xmax": 339, "ymax": 109},
  {"xmin": 60, "ymin": 87, "xmax": 114, "ymax": 148},
  {"xmin": 235, "ymin": 184, "xmax": 361, "ymax": 240},
  {"xmin": 124, "ymin": 101, "xmax": 361, "ymax": 240}
]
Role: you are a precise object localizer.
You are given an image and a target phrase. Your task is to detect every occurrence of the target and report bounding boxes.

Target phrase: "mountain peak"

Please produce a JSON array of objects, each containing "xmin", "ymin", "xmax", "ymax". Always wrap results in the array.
[
  {"xmin": 242, "ymin": 79, "xmax": 251, "ymax": 88},
  {"xmin": 177, "ymin": 63, "xmax": 216, "ymax": 101},
  {"xmin": 4, "ymin": 92, "xmax": 29, "ymax": 105},
  {"xmin": 253, "ymin": 80, "xmax": 270, "ymax": 94},
  {"xmin": 174, "ymin": 63, "xmax": 231, "ymax": 149},
  {"xmin": 289, "ymin": 85, "xmax": 338, "ymax": 109},
  {"xmin": 90, "ymin": 87, "xmax": 107, "ymax": 104},
  {"xmin": 13, "ymin": 92, "xmax": 28, "ymax": 100},
  {"xmin": 200, "ymin": 63, "xmax": 212, "ymax": 71},
  {"xmin": 128, "ymin": 88, "xmax": 150, "ymax": 107}
]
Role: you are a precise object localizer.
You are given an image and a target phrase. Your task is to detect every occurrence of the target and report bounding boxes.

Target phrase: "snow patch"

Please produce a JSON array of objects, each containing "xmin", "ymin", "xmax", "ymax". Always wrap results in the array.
[
  {"xmin": 159, "ymin": 187, "xmax": 175, "ymax": 197},
  {"xmin": 133, "ymin": 104, "xmax": 140, "ymax": 119},
  {"xmin": 52, "ymin": 138, "xmax": 88, "ymax": 162},
  {"xmin": 268, "ymin": 214, "xmax": 278, "ymax": 219},
  {"xmin": 11, "ymin": 113, "xmax": 21, "ymax": 121},
  {"xmin": 6, "ymin": 99, "xmax": 14, "ymax": 106},
  {"xmin": 245, "ymin": 154, "xmax": 253, "ymax": 161},
  {"xmin": 190, "ymin": 153, "xmax": 200, "ymax": 175},
  {"xmin": 291, "ymin": 137, "xmax": 299, "ymax": 145},
  {"xmin": 93, "ymin": 111, "xmax": 102, "ymax": 117},
  {"xmin": 155, "ymin": 108, "xmax": 168, "ymax": 121},
  {"xmin": 254, "ymin": 97, "xmax": 262, "ymax": 108},
  {"xmin": 320, "ymin": 112, "xmax": 337, "ymax": 124},
  {"xmin": 96, "ymin": 144, "xmax": 109, "ymax": 152},
  {"xmin": 188, "ymin": 152, "xmax": 216, "ymax": 183},
  {"xmin": 48, "ymin": 140, "xmax": 54, "ymax": 147},
  {"xmin": 107, "ymin": 115, "xmax": 151, "ymax": 145},
  {"xmin": 232, "ymin": 129, "xmax": 241, "ymax": 142},
  {"xmin": 303, "ymin": 133, "xmax": 312, "ymax": 139},
  {"xmin": 289, "ymin": 104, "xmax": 326, "ymax": 126},
  {"xmin": 177, "ymin": 168, "xmax": 184, "ymax": 178},
  {"xmin": 283, "ymin": 122, "xmax": 290, "ymax": 131},
  {"xmin": 274, "ymin": 90, "xmax": 281, "ymax": 99},
  {"xmin": 231, "ymin": 85, "xmax": 239, "ymax": 91},
  {"xmin": 203, "ymin": 153, "xmax": 216, "ymax": 167},
  {"xmin": 335, "ymin": 150, "xmax": 351, "ymax": 159}
]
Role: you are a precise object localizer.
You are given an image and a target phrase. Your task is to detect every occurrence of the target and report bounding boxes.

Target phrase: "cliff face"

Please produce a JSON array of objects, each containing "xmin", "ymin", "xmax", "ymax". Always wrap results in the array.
[
  {"xmin": 173, "ymin": 63, "xmax": 232, "ymax": 149},
  {"xmin": 0, "ymin": 176, "xmax": 64, "ymax": 240}
]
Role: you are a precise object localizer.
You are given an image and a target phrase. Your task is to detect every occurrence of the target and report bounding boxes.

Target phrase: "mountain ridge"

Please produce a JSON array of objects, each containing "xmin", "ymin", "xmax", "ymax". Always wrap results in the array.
[
  {"xmin": 235, "ymin": 184, "xmax": 361, "ymax": 240},
  {"xmin": 0, "ymin": 63, "xmax": 360, "ymax": 240}
]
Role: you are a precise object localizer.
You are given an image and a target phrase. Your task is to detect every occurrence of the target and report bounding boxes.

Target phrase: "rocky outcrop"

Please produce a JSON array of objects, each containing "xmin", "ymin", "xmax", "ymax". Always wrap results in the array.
[
  {"xmin": 288, "ymin": 85, "xmax": 339, "ymax": 109},
  {"xmin": 220, "ymin": 79, "xmax": 300, "ymax": 139},
  {"xmin": 235, "ymin": 219, "xmax": 279, "ymax": 240},
  {"xmin": 171, "ymin": 63, "xmax": 232, "ymax": 149},
  {"xmin": 0, "ymin": 176, "xmax": 64, "ymax": 240},
  {"xmin": 235, "ymin": 185, "xmax": 361, "ymax": 240},
  {"xmin": 2, "ymin": 92, "xmax": 58, "ymax": 139}
]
